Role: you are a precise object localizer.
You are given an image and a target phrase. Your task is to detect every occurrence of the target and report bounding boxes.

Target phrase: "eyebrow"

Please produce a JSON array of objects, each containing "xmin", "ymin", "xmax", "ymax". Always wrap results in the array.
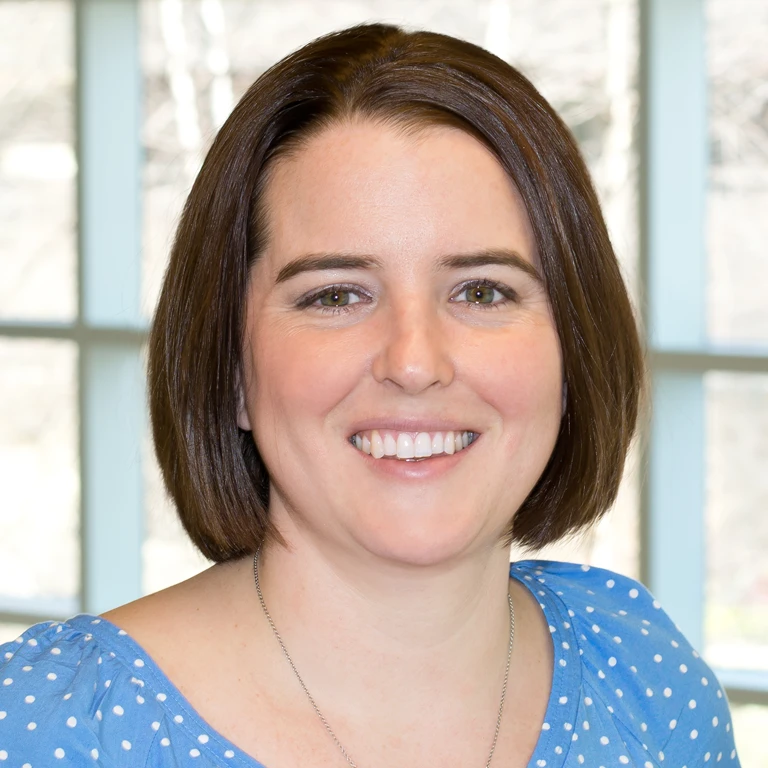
[{"xmin": 274, "ymin": 248, "xmax": 542, "ymax": 284}]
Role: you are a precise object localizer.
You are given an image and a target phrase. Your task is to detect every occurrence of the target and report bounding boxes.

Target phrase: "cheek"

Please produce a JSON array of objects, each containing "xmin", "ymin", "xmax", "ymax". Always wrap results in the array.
[
  {"xmin": 469, "ymin": 325, "xmax": 563, "ymax": 434},
  {"xmin": 249, "ymin": 323, "xmax": 367, "ymax": 432}
]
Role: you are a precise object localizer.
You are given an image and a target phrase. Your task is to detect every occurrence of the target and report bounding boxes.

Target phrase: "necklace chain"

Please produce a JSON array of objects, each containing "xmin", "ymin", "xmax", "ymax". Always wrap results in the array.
[{"xmin": 253, "ymin": 549, "xmax": 515, "ymax": 768}]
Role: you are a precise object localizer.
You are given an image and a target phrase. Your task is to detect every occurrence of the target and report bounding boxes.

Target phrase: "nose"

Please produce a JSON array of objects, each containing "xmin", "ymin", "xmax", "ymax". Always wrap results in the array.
[{"xmin": 371, "ymin": 299, "xmax": 455, "ymax": 394}]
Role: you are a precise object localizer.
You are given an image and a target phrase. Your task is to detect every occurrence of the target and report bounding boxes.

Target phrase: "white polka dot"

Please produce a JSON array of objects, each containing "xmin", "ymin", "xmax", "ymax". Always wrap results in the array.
[
  {"xmin": 680, "ymin": 664, "xmax": 688, "ymax": 673},
  {"xmin": 584, "ymin": 697, "xmax": 593, "ymax": 706},
  {"xmin": 156, "ymin": 692, "xmax": 167, "ymax": 702},
  {"xmin": 112, "ymin": 705, "xmax": 124, "ymax": 716},
  {"xmin": 541, "ymin": 722, "xmax": 550, "ymax": 730},
  {"xmin": 641, "ymin": 628, "xmax": 649, "ymax": 635},
  {"xmin": 658, "ymin": 751, "xmax": 665, "ymax": 761},
  {"xmin": 671, "ymin": 639, "xmax": 679, "ymax": 648},
  {"xmin": 190, "ymin": 749, "xmax": 201, "ymax": 757},
  {"xmin": 663, "ymin": 687, "xmax": 672, "ymax": 697},
  {"xmin": 47, "ymin": 672, "xmax": 57, "ymax": 680},
  {"xmin": 691, "ymin": 729, "xmax": 699, "ymax": 739},
  {"xmin": 198, "ymin": 734, "xmax": 209, "ymax": 744},
  {"xmin": 608, "ymin": 656, "xmax": 617, "ymax": 667},
  {"xmin": 578, "ymin": 755, "xmax": 584, "ymax": 764},
  {"xmin": 136, "ymin": 695, "xmax": 145, "ymax": 704},
  {"xmin": 597, "ymin": 669, "xmax": 605, "ymax": 679},
  {"xmin": 161, "ymin": 738, "xmax": 170, "ymax": 747},
  {"xmin": 22, "ymin": 665, "xmax": 32, "ymax": 672},
  {"xmin": 702, "ymin": 676, "xmax": 709, "ymax": 686},
  {"xmin": 24, "ymin": 695, "xmax": 35, "ymax": 703},
  {"xmin": 91, "ymin": 748, "xmax": 99, "ymax": 759},
  {"xmin": 174, "ymin": 714, "xmax": 184, "ymax": 723},
  {"xmin": 50, "ymin": 647, "xmax": 61, "ymax": 655},
  {"xmin": 705, "ymin": 752, "xmax": 711, "ymax": 761},
  {"xmin": 615, "ymin": 688, "xmax": 624, "ymax": 698},
  {"xmin": 122, "ymin": 740, "xmax": 131, "ymax": 751},
  {"xmin": 0, "ymin": 751, "xmax": 6, "ymax": 761},
  {"xmin": 582, "ymin": 721, "xmax": 590, "ymax": 730},
  {"xmin": 27, "ymin": 639, "xmax": 37, "ymax": 646},
  {"xmin": 581, "ymin": 565, "xmax": 590, "ymax": 571},
  {"xmin": 653, "ymin": 600, "xmax": 661, "ymax": 608},
  {"xmin": 654, "ymin": 654, "xmax": 662, "ymax": 663},
  {"xmin": 134, "ymin": 658, "xmax": 145, "ymax": 668},
  {"xmin": 586, "ymin": 606, "xmax": 594, "ymax": 613},
  {"xmin": 613, "ymin": 636, "xmax": 622, "ymax": 644},
  {"xmin": 67, "ymin": 716, "xmax": 77, "ymax": 727},
  {"xmin": 620, "ymin": 758, "xmax": 629, "ymax": 765},
  {"xmin": 646, "ymin": 688, "xmax": 654, "ymax": 697},
  {"xmin": 63, "ymin": 693, "xmax": 72, "ymax": 700},
  {"xmin": 600, "ymin": 736, "xmax": 609, "ymax": 745},
  {"xmin": 27, "ymin": 722, "xmax": 37, "ymax": 730},
  {"xmin": 606, "ymin": 579, "xmax": 615, "ymax": 588},
  {"xmin": 641, "ymin": 722, "xmax": 648, "ymax": 732},
  {"xmin": 55, "ymin": 748, "xmax": 65, "ymax": 758},
  {"xmin": 0, "ymin": 712, "xmax": 5, "ymax": 719},
  {"xmin": 713, "ymin": 716, "xmax": 719, "ymax": 726},
  {"xmin": 689, "ymin": 699, "xmax": 697, "ymax": 709},
  {"xmin": 559, "ymin": 659, "xmax": 567, "ymax": 667},
  {"xmin": 152, "ymin": 721, "xmax": 160, "ymax": 731},
  {"xmin": 559, "ymin": 696, "xmax": 568, "ymax": 704},
  {"xmin": 118, "ymin": 629, "xmax": 127, "ymax": 636},
  {"xmin": 670, "ymin": 719, "xmax": 677, "ymax": 729},
  {"xmin": 104, "ymin": 680, "xmax": 111, "ymax": 688},
  {"xmin": 564, "ymin": 722, "xmax": 573, "ymax": 731},
  {"xmin": 555, "ymin": 746, "xmax": 563, "ymax": 754},
  {"xmin": 2, "ymin": 678, "xmax": 12, "ymax": 686},
  {"xmin": 591, "ymin": 624, "xmax": 600, "ymax": 633},
  {"xmin": 224, "ymin": 750, "xmax": 235, "ymax": 758},
  {"xmin": 629, "ymin": 588, "xmax": 639, "ymax": 598},
  {"xmin": 95, "ymin": 709, "xmax": 102, "ymax": 720}
]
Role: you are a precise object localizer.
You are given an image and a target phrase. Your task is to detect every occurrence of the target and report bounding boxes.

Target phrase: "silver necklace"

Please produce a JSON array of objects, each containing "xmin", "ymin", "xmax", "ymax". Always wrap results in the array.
[{"xmin": 252, "ymin": 549, "xmax": 515, "ymax": 768}]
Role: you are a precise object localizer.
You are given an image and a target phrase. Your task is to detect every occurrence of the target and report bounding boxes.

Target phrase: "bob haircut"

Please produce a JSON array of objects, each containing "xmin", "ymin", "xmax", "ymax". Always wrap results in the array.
[{"xmin": 148, "ymin": 23, "xmax": 645, "ymax": 562}]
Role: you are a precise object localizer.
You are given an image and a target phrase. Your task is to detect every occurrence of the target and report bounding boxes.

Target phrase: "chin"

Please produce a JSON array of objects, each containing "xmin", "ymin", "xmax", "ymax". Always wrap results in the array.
[{"xmin": 348, "ymin": 507, "xmax": 500, "ymax": 569}]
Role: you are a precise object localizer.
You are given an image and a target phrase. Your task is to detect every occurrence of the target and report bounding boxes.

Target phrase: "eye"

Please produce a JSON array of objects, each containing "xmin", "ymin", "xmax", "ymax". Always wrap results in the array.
[
  {"xmin": 317, "ymin": 288, "xmax": 361, "ymax": 308},
  {"xmin": 295, "ymin": 284, "xmax": 370, "ymax": 314},
  {"xmin": 452, "ymin": 280, "xmax": 516, "ymax": 306}
]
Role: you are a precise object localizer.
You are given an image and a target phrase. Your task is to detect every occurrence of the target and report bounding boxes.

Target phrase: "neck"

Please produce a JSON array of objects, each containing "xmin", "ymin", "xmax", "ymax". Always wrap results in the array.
[{"xmin": 254, "ymin": 520, "xmax": 514, "ymax": 717}]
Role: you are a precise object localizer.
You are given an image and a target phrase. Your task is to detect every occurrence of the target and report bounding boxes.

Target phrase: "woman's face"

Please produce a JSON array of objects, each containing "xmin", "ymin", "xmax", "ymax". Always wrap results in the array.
[{"xmin": 239, "ymin": 120, "xmax": 563, "ymax": 566}]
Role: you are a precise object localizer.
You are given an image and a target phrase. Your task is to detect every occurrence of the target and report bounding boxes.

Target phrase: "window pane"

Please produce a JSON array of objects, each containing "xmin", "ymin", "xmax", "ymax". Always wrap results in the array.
[
  {"xmin": 705, "ymin": 372, "xmax": 768, "ymax": 671},
  {"xmin": 731, "ymin": 704, "xmax": 768, "ymax": 766},
  {"xmin": 0, "ymin": 339, "xmax": 79, "ymax": 602},
  {"xmin": 706, "ymin": 0, "xmax": 768, "ymax": 344},
  {"xmin": 0, "ymin": 1, "xmax": 76, "ymax": 321},
  {"xmin": 0, "ymin": 623, "xmax": 31, "ymax": 646}
]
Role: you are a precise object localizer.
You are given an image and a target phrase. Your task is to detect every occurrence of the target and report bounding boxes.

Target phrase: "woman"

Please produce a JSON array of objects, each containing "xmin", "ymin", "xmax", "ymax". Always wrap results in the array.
[{"xmin": 0, "ymin": 24, "xmax": 739, "ymax": 767}]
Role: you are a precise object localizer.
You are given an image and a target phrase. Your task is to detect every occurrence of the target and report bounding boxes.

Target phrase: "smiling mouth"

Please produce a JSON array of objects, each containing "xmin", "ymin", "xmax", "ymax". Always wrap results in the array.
[{"xmin": 348, "ymin": 429, "xmax": 479, "ymax": 460}]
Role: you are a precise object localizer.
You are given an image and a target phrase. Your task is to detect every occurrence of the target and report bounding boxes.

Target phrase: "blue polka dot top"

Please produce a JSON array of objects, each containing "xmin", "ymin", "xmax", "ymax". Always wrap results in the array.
[{"xmin": 0, "ymin": 561, "xmax": 741, "ymax": 767}]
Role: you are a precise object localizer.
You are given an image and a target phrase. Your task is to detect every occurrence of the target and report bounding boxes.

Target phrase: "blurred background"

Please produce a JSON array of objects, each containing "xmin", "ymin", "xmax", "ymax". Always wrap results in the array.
[{"xmin": 0, "ymin": 0, "xmax": 766, "ymax": 761}]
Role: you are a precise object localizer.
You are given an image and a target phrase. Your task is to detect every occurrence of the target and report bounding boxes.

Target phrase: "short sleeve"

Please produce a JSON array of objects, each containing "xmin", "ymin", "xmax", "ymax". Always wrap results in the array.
[{"xmin": 0, "ymin": 619, "xmax": 156, "ymax": 766}]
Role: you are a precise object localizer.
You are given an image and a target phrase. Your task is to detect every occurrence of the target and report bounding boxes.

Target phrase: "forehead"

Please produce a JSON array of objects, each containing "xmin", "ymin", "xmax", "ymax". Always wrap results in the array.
[{"xmin": 259, "ymin": 119, "xmax": 537, "ymax": 269}]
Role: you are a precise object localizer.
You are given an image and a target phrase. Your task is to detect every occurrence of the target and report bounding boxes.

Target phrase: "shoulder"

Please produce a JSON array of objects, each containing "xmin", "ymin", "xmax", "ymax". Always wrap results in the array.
[
  {"xmin": 511, "ymin": 560, "xmax": 741, "ymax": 764},
  {"xmin": 0, "ymin": 617, "xmax": 160, "ymax": 765}
]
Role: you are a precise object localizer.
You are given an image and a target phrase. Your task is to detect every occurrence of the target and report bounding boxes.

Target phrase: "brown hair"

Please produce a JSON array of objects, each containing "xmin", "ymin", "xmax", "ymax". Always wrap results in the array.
[{"xmin": 148, "ymin": 23, "xmax": 645, "ymax": 562}]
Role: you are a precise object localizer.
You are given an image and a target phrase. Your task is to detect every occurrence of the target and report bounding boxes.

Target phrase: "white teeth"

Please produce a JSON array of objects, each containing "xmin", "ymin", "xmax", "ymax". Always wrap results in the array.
[
  {"xmin": 383, "ymin": 433, "xmax": 397, "ymax": 456},
  {"xmin": 370, "ymin": 430, "xmax": 384, "ymax": 459},
  {"xmin": 396, "ymin": 433, "xmax": 415, "ymax": 459},
  {"xmin": 414, "ymin": 432, "xmax": 432, "ymax": 458},
  {"xmin": 352, "ymin": 430, "xmax": 475, "ymax": 459}
]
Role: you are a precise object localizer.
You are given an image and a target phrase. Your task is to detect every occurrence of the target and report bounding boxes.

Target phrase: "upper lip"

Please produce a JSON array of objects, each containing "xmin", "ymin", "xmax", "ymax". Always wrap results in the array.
[{"xmin": 347, "ymin": 418, "xmax": 480, "ymax": 437}]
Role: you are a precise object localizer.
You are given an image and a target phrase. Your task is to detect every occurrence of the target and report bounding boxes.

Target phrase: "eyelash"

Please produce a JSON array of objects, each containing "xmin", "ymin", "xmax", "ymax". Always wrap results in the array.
[{"xmin": 296, "ymin": 279, "xmax": 518, "ymax": 315}]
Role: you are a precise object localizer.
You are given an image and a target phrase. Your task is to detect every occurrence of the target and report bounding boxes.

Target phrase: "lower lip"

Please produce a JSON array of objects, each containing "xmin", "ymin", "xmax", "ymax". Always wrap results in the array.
[{"xmin": 350, "ymin": 438, "xmax": 478, "ymax": 479}]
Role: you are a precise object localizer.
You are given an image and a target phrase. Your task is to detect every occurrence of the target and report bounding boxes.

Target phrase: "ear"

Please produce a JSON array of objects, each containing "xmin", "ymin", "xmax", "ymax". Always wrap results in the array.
[{"xmin": 236, "ymin": 367, "xmax": 252, "ymax": 431}]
